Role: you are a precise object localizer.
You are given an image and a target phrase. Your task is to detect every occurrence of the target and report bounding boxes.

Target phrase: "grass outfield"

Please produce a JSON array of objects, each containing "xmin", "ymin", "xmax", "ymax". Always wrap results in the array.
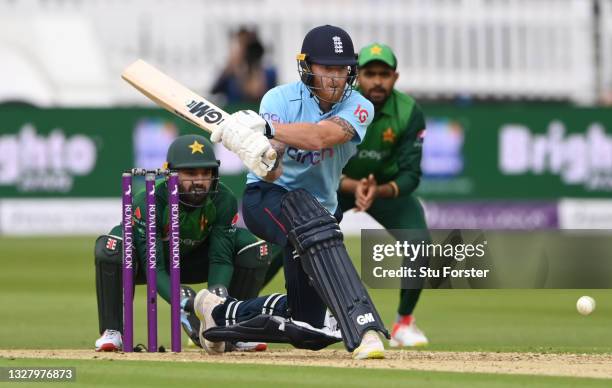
[
  {"xmin": 0, "ymin": 359, "xmax": 610, "ymax": 388},
  {"xmin": 0, "ymin": 236, "xmax": 610, "ymax": 353},
  {"xmin": 1, "ymin": 236, "xmax": 612, "ymax": 387}
]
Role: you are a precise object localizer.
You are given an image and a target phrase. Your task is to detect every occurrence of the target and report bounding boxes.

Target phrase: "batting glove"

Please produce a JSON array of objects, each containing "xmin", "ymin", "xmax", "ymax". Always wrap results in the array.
[
  {"xmin": 232, "ymin": 110, "xmax": 275, "ymax": 139},
  {"xmin": 239, "ymin": 132, "xmax": 274, "ymax": 177}
]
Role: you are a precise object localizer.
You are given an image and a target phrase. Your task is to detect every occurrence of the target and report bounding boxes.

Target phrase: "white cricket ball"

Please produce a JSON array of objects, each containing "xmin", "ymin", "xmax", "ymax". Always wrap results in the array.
[{"xmin": 576, "ymin": 296, "xmax": 596, "ymax": 316}]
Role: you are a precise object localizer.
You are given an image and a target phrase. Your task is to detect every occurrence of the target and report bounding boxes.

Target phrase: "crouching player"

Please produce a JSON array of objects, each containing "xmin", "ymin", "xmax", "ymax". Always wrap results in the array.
[
  {"xmin": 93, "ymin": 134, "xmax": 279, "ymax": 352},
  {"xmin": 191, "ymin": 25, "xmax": 389, "ymax": 360}
]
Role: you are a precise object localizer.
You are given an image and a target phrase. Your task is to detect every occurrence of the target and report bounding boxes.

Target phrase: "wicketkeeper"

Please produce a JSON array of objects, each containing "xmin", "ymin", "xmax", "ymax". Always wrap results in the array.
[{"xmin": 94, "ymin": 134, "xmax": 280, "ymax": 352}]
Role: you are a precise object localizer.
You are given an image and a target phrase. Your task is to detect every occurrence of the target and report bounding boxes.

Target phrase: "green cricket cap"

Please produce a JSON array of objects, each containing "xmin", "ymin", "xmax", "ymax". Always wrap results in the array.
[
  {"xmin": 358, "ymin": 43, "xmax": 397, "ymax": 69},
  {"xmin": 165, "ymin": 134, "xmax": 219, "ymax": 170}
]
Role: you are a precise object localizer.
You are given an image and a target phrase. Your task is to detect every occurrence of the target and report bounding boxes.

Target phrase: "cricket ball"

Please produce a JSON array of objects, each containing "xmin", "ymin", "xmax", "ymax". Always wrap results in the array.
[{"xmin": 576, "ymin": 296, "xmax": 596, "ymax": 316}]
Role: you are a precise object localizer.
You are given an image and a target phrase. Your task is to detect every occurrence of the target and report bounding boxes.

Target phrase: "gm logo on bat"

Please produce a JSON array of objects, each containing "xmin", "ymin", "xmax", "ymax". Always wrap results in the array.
[{"xmin": 186, "ymin": 100, "xmax": 225, "ymax": 125}]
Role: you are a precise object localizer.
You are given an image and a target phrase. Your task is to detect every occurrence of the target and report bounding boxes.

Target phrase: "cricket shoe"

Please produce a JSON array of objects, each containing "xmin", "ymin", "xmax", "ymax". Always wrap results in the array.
[
  {"xmin": 180, "ymin": 288, "xmax": 202, "ymax": 348},
  {"xmin": 95, "ymin": 329, "xmax": 122, "ymax": 352},
  {"xmin": 194, "ymin": 289, "xmax": 226, "ymax": 355},
  {"xmin": 226, "ymin": 342, "xmax": 268, "ymax": 352},
  {"xmin": 389, "ymin": 317, "xmax": 429, "ymax": 347},
  {"xmin": 352, "ymin": 330, "xmax": 385, "ymax": 360}
]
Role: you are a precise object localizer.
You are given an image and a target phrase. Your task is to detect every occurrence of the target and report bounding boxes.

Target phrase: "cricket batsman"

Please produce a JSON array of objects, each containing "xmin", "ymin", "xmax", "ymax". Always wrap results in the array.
[
  {"xmin": 338, "ymin": 43, "xmax": 430, "ymax": 347},
  {"xmin": 94, "ymin": 134, "xmax": 279, "ymax": 352},
  {"xmin": 190, "ymin": 25, "xmax": 390, "ymax": 360}
]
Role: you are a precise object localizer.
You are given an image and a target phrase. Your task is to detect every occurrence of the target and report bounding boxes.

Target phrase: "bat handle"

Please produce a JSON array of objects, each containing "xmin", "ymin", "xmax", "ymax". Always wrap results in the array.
[{"xmin": 265, "ymin": 148, "xmax": 277, "ymax": 161}]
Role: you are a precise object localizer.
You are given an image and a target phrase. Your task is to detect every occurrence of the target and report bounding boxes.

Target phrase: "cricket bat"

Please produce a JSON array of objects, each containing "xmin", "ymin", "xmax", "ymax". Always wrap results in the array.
[{"xmin": 121, "ymin": 59, "xmax": 276, "ymax": 161}]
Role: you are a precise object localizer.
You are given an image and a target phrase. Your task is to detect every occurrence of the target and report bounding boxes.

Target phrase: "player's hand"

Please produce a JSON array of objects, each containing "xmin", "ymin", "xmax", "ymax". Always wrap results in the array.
[
  {"xmin": 356, "ymin": 174, "xmax": 377, "ymax": 211},
  {"xmin": 355, "ymin": 178, "xmax": 369, "ymax": 211},
  {"xmin": 363, "ymin": 174, "xmax": 378, "ymax": 209},
  {"xmin": 235, "ymin": 110, "xmax": 275, "ymax": 138},
  {"xmin": 238, "ymin": 132, "xmax": 275, "ymax": 177},
  {"xmin": 211, "ymin": 112, "xmax": 275, "ymax": 176},
  {"xmin": 212, "ymin": 110, "xmax": 274, "ymax": 145},
  {"xmin": 210, "ymin": 114, "xmax": 252, "ymax": 152}
]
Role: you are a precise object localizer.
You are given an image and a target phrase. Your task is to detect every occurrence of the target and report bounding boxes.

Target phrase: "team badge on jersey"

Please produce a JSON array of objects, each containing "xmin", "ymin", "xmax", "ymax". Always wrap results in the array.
[
  {"xmin": 106, "ymin": 237, "xmax": 118, "ymax": 251},
  {"xmin": 200, "ymin": 215, "xmax": 208, "ymax": 231},
  {"xmin": 259, "ymin": 243, "xmax": 269, "ymax": 257},
  {"xmin": 229, "ymin": 213, "xmax": 239, "ymax": 232},
  {"xmin": 382, "ymin": 127, "xmax": 396, "ymax": 143},
  {"xmin": 353, "ymin": 104, "xmax": 369, "ymax": 124}
]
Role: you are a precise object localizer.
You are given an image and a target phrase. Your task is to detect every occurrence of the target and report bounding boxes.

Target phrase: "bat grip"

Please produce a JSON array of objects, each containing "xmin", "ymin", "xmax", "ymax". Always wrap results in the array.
[{"xmin": 265, "ymin": 148, "xmax": 277, "ymax": 161}]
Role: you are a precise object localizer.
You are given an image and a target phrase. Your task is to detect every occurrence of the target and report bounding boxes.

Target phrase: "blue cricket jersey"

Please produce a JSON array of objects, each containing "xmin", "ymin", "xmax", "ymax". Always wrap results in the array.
[{"xmin": 246, "ymin": 81, "xmax": 374, "ymax": 213}]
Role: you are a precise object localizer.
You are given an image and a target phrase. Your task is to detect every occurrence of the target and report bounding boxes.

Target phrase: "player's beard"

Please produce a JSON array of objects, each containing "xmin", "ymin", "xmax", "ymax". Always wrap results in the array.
[
  {"xmin": 363, "ymin": 86, "xmax": 390, "ymax": 106},
  {"xmin": 325, "ymin": 86, "xmax": 344, "ymax": 103},
  {"xmin": 313, "ymin": 75, "xmax": 348, "ymax": 104},
  {"xmin": 179, "ymin": 181, "xmax": 209, "ymax": 208},
  {"xmin": 313, "ymin": 87, "xmax": 341, "ymax": 104}
]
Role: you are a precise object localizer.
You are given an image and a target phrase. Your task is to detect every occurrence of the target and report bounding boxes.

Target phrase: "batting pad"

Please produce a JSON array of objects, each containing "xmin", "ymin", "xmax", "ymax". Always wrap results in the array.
[
  {"xmin": 203, "ymin": 314, "xmax": 341, "ymax": 350},
  {"xmin": 281, "ymin": 189, "xmax": 389, "ymax": 352},
  {"xmin": 204, "ymin": 314, "xmax": 289, "ymax": 344}
]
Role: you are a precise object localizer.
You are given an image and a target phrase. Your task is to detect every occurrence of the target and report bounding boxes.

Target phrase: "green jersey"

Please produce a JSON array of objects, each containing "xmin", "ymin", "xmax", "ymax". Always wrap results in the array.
[
  {"xmin": 131, "ymin": 181, "xmax": 238, "ymax": 302},
  {"xmin": 342, "ymin": 89, "xmax": 425, "ymax": 196}
]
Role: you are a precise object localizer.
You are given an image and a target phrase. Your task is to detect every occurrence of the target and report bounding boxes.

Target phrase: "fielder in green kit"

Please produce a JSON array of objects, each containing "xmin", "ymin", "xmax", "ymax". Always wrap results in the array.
[
  {"xmin": 338, "ymin": 43, "xmax": 429, "ymax": 347},
  {"xmin": 94, "ymin": 134, "xmax": 279, "ymax": 352}
]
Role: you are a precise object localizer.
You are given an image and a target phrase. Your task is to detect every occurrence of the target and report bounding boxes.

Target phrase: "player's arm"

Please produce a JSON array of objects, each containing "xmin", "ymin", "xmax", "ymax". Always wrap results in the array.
[
  {"xmin": 272, "ymin": 117, "xmax": 357, "ymax": 150},
  {"xmin": 338, "ymin": 175, "xmax": 360, "ymax": 194},
  {"xmin": 376, "ymin": 181, "xmax": 400, "ymax": 198},
  {"xmin": 339, "ymin": 106, "xmax": 425, "ymax": 202},
  {"xmin": 339, "ymin": 175, "xmax": 396, "ymax": 197},
  {"xmin": 258, "ymin": 90, "xmax": 373, "ymax": 150},
  {"xmin": 261, "ymin": 117, "xmax": 364, "ymax": 180},
  {"xmin": 391, "ymin": 106, "xmax": 426, "ymax": 197}
]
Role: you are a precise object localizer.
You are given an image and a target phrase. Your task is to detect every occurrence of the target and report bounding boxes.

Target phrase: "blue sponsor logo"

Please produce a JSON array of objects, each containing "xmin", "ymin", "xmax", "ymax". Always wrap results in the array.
[
  {"xmin": 286, "ymin": 147, "xmax": 334, "ymax": 165},
  {"xmin": 261, "ymin": 112, "xmax": 281, "ymax": 123}
]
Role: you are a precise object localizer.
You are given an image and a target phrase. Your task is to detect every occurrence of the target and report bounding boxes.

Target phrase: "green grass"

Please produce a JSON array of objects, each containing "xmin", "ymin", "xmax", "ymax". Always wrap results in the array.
[
  {"xmin": 0, "ymin": 236, "xmax": 611, "ymax": 353},
  {"xmin": 0, "ymin": 358, "xmax": 610, "ymax": 388},
  {"xmin": 1, "ymin": 235, "xmax": 612, "ymax": 386}
]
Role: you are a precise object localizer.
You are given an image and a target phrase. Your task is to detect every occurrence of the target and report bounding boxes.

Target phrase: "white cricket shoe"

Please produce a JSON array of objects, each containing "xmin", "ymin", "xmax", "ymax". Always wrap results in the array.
[
  {"xmin": 352, "ymin": 330, "xmax": 385, "ymax": 360},
  {"xmin": 389, "ymin": 318, "xmax": 429, "ymax": 347},
  {"xmin": 95, "ymin": 329, "xmax": 122, "ymax": 352},
  {"xmin": 194, "ymin": 289, "xmax": 226, "ymax": 354}
]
